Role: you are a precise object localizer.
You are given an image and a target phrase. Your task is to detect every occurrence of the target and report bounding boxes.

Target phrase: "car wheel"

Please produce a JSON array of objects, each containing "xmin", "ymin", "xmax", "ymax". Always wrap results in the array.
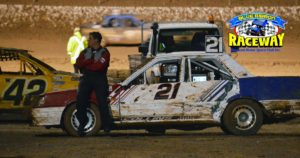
[
  {"xmin": 63, "ymin": 103, "xmax": 101, "ymax": 136},
  {"xmin": 222, "ymin": 99, "xmax": 263, "ymax": 136},
  {"xmin": 220, "ymin": 124, "xmax": 230, "ymax": 135}
]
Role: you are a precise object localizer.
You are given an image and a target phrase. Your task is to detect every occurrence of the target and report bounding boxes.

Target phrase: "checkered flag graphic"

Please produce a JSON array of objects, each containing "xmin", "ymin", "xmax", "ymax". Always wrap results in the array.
[
  {"xmin": 262, "ymin": 22, "xmax": 276, "ymax": 36},
  {"xmin": 237, "ymin": 22, "xmax": 251, "ymax": 35}
]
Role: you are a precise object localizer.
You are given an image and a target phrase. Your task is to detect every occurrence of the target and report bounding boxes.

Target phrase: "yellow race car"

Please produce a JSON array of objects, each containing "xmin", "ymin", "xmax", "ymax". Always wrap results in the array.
[{"xmin": 0, "ymin": 48, "xmax": 79, "ymax": 119}]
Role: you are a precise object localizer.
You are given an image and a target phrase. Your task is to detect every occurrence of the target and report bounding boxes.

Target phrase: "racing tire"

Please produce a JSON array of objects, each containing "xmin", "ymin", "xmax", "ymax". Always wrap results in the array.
[
  {"xmin": 220, "ymin": 124, "xmax": 230, "ymax": 135},
  {"xmin": 221, "ymin": 99, "xmax": 263, "ymax": 136},
  {"xmin": 62, "ymin": 103, "xmax": 101, "ymax": 136}
]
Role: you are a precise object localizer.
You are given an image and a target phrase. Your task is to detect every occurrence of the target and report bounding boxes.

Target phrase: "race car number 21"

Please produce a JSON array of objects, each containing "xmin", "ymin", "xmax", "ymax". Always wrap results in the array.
[
  {"xmin": 154, "ymin": 83, "xmax": 180, "ymax": 100},
  {"xmin": 3, "ymin": 79, "xmax": 46, "ymax": 106},
  {"xmin": 205, "ymin": 36, "xmax": 223, "ymax": 53}
]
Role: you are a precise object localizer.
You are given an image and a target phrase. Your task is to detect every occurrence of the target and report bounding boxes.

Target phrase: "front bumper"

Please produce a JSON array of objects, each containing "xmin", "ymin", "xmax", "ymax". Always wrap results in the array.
[{"xmin": 31, "ymin": 107, "xmax": 65, "ymax": 126}]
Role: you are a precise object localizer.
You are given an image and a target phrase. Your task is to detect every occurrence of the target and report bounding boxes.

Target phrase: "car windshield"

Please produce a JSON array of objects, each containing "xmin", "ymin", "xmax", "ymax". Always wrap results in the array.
[
  {"xmin": 102, "ymin": 16, "xmax": 141, "ymax": 27},
  {"xmin": 29, "ymin": 55, "xmax": 56, "ymax": 72},
  {"xmin": 157, "ymin": 28, "xmax": 219, "ymax": 53}
]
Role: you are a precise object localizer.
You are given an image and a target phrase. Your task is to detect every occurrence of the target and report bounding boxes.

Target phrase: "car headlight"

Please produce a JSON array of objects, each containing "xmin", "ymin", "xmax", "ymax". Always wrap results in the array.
[{"xmin": 38, "ymin": 96, "xmax": 46, "ymax": 106}]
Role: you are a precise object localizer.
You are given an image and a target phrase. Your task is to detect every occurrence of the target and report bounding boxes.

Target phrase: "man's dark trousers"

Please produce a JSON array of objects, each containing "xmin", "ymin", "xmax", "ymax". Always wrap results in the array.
[{"xmin": 76, "ymin": 72, "xmax": 112, "ymax": 130}]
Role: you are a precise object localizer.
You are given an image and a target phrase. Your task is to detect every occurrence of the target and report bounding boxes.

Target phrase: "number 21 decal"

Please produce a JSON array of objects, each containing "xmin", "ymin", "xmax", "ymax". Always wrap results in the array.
[
  {"xmin": 154, "ymin": 83, "xmax": 180, "ymax": 100},
  {"xmin": 3, "ymin": 78, "xmax": 46, "ymax": 106},
  {"xmin": 205, "ymin": 36, "xmax": 223, "ymax": 53}
]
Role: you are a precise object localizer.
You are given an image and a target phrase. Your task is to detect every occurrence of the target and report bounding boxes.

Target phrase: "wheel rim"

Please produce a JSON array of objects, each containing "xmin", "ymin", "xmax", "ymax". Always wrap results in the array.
[
  {"xmin": 233, "ymin": 104, "xmax": 256, "ymax": 130},
  {"xmin": 71, "ymin": 108, "xmax": 96, "ymax": 133}
]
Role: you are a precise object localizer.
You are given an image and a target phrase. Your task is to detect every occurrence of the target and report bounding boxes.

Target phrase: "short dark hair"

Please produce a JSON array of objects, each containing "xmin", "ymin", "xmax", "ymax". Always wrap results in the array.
[{"xmin": 89, "ymin": 32, "xmax": 102, "ymax": 42}]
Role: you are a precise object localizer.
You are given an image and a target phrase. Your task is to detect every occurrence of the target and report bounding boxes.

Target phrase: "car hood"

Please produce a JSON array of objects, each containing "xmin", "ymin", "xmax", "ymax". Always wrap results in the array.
[{"xmin": 53, "ymin": 71, "xmax": 81, "ymax": 77}]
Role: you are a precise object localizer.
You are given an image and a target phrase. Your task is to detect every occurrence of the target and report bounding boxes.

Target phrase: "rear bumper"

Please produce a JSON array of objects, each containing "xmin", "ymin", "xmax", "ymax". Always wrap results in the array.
[{"xmin": 31, "ymin": 107, "xmax": 65, "ymax": 126}]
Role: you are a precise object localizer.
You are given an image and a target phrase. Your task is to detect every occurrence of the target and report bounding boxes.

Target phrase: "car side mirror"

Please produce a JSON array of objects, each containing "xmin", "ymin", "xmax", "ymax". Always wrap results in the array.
[{"xmin": 138, "ymin": 44, "xmax": 148, "ymax": 56}]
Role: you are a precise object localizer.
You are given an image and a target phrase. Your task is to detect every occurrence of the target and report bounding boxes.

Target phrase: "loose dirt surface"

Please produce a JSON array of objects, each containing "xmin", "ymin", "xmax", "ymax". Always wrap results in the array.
[
  {"xmin": 0, "ymin": 1, "xmax": 300, "ymax": 158},
  {"xmin": 0, "ymin": 122, "xmax": 300, "ymax": 158},
  {"xmin": 1, "ymin": 32, "xmax": 300, "ymax": 78},
  {"xmin": 1, "ymin": 0, "xmax": 299, "ymax": 7}
]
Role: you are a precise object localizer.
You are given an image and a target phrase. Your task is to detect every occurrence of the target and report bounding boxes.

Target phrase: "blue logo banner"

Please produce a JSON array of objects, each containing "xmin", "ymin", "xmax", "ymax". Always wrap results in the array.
[
  {"xmin": 273, "ymin": 16, "xmax": 287, "ymax": 29},
  {"xmin": 229, "ymin": 12, "xmax": 287, "ymax": 29}
]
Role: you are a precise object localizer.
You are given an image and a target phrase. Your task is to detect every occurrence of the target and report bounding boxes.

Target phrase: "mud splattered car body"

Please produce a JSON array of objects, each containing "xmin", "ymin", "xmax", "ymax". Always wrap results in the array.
[
  {"xmin": 32, "ymin": 51, "xmax": 300, "ymax": 136},
  {"xmin": 0, "ymin": 48, "xmax": 79, "ymax": 118}
]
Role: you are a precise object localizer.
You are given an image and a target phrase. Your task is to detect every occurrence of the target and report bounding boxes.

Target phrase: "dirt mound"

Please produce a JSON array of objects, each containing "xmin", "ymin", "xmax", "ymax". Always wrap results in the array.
[
  {"xmin": 1, "ymin": 5, "xmax": 299, "ymax": 42},
  {"xmin": 0, "ymin": 0, "xmax": 299, "ymax": 6},
  {"xmin": 0, "ymin": 3, "xmax": 299, "ymax": 78}
]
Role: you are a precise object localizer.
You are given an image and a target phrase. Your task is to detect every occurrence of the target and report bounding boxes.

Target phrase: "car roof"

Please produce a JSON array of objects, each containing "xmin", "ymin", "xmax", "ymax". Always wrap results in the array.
[
  {"xmin": 102, "ymin": 14, "xmax": 141, "ymax": 26},
  {"xmin": 157, "ymin": 22, "xmax": 218, "ymax": 29},
  {"xmin": 154, "ymin": 52, "xmax": 252, "ymax": 78},
  {"xmin": 103, "ymin": 14, "xmax": 139, "ymax": 20},
  {"xmin": 252, "ymin": 19, "xmax": 268, "ymax": 27},
  {"xmin": 122, "ymin": 52, "xmax": 252, "ymax": 85},
  {"xmin": 155, "ymin": 51, "xmax": 221, "ymax": 58},
  {"xmin": 0, "ymin": 47, "xmax": 29, "ymax": 53},
  {"xmin": 0, "ymin": 47, "xmax": 56, "ymax": 71},
  {"xmin": 0, "ymin": 47, "xmax": 29, "ymax": 61}
]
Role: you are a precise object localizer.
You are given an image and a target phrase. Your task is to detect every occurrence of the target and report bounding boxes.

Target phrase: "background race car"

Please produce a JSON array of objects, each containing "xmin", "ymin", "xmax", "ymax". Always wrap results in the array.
[
  {"xmin": 0, "ymin": 48, "xmax": 79, "ymax": 119},
  {"xmin": 80, "ymin": 14, "xmax": 151, "ymax": 45}
]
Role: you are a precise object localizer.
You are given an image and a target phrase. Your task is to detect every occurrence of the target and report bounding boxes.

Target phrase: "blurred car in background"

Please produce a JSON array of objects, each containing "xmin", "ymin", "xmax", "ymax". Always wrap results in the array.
[
  {"xmin": 80, "ymin": 14, "xmax": 151, "ymax": 46},
  {"xmin": 0, "ymin": 48, "xmax": 79, "ymax": 119}
]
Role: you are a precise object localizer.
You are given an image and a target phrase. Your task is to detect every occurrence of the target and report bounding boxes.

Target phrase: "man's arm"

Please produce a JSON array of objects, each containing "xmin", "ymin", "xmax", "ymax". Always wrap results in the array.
[
  {"xmin": 67, "ymin": 36, "xmax": 76, "ymax": 55},
  {"xmin": 75, "ymin": 50, "xmax": 93, "ymax": 68},
  {"xmin": 85, "ymin": 50, "xmax": 110, "ymax": 72}
]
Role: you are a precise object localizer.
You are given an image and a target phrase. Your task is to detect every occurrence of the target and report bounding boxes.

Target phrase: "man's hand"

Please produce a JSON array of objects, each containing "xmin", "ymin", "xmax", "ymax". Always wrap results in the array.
[
  {"xmin": 95, "ymin": 57, "xmax": 106, "ymax": 64},
  {"xmin": 84, "ymin": 51, "xmax": 92, "ymax": 59}
]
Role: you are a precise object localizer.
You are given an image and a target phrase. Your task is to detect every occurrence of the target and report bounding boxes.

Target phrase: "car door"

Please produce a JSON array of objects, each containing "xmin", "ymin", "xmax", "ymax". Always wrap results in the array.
[
  {"xmin": 115, "ymin": 58, "xmax": 186, "ymax": 123},
  {"xmin": 122, "ymin": 17, "xmax": 142, "ymax": 43},
  {"xmin": 0, "ymin": 53, "xmax": 48, "ymax": 109},
  {"xmin": 179, "ymin": 57, "xmax": 234, "ymax": 121},
  {"xmin": 102, "ymin": 17, "xmax": 124, "ymax": 43}
]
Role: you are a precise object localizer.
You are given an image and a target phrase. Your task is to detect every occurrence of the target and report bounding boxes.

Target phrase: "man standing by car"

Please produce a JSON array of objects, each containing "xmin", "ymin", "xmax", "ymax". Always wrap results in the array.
[
  {"xmin": 75, "ymin": 32, "xmax": 112, "ymax": 136},
  {"xmin": 67, "ymin": 27, "xmax": 88, "ymax": 73}
]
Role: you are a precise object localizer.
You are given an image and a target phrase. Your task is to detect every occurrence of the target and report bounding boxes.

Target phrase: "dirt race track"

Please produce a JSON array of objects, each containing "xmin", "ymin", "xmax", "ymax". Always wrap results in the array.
[
  {"xmin": 1, "ymin": 1, "xmax": 300, "ymax": 158},
  {"xmin": 0, "ymin": 122, "xmax": 299, "ymax": 158}
]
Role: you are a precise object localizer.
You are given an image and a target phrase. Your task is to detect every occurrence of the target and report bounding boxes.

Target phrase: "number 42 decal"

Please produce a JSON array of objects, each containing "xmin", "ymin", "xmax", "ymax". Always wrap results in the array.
[{"xmin": 3, "ymin": 78, "xmax": 46, "ymax": 106}]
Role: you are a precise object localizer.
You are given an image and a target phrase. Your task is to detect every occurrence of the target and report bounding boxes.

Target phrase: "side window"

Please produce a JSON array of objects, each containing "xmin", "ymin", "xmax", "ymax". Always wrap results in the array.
[
  {"xmin": 0, "ymin": 59, "xmax": 43, "ymax": 75},
  {"xmin": 158, "ymin": 35, "xmax": 175, "ymax": 52},
  {"xmin": 108, "ymin": 18, "xmax": 120, "ymax": 27},
  {"xmin": 23, "ymin": 61, "xmax": 44, "ymax": 75},
  {"xmin": 146, "ymin": 60, "xmax": 180, "ymax": 84},
  {"xmin": 157, "ymin": 28, "xmax": 219, "ymax": 53},
  {"xmin": 0, "ymin": 60, "xmax": 20, "ymax": 74},
  {"xmin": 129, "ymin": 73, "xmax": 145, "ymax": 86},
  {"xmin": 188, "ymin": 59, "xmax": 231, "ymax": 82},
  {"xmin": 128, "ymin": 59, "xmax": 181, "ymax": 86},
  {"xmin": 124, "ymin": 18, "xmax": 135, "ymax": 27}
]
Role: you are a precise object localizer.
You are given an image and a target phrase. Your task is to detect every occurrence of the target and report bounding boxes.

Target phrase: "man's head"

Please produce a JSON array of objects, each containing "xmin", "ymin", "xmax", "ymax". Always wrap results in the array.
[
  {"xmin": 88, "ymin": 32, "xmax": 102, "ymax": 48},
  {"xmin": 74, "ymin": 27, "xmax": 80, "ymax": 33}
]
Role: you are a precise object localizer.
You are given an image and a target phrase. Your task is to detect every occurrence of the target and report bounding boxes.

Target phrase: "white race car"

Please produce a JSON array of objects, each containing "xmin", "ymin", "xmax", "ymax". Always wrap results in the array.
[{"xmin": 32, "ymin": 51, "xmax": 300, "ymax": 136}]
